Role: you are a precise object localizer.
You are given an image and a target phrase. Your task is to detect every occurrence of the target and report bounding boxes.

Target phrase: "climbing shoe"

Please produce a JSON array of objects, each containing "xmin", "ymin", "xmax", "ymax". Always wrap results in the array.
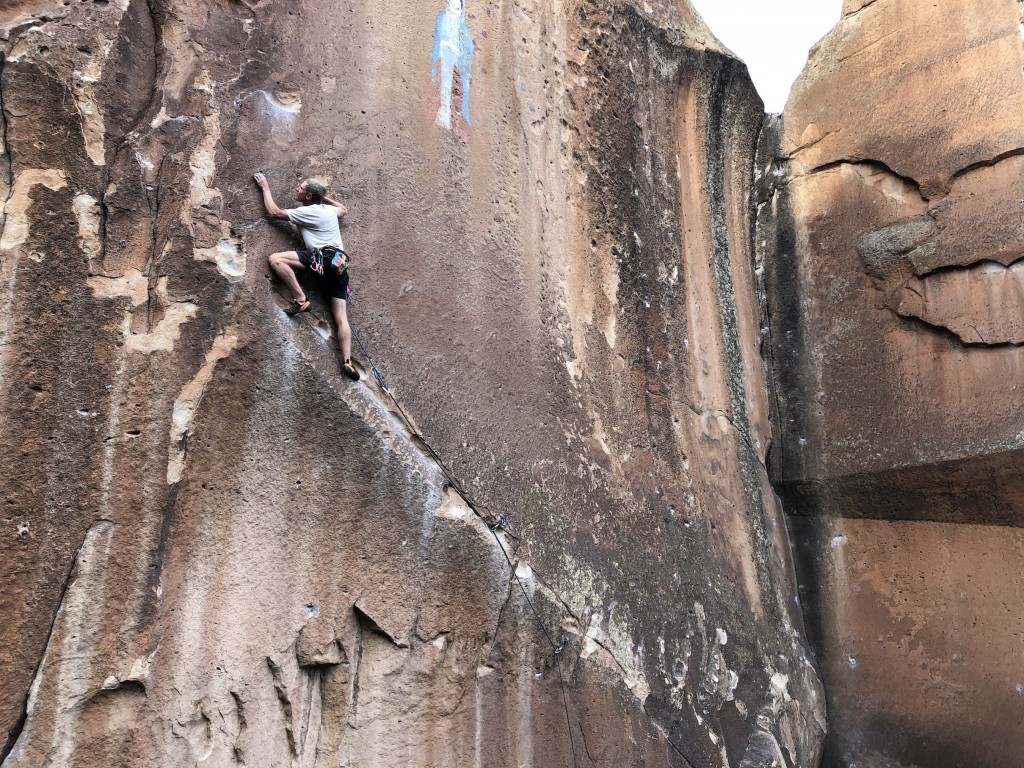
[
  {"xmin": 342, "ymin": 359, "xmax": 360, "ymax": 381},
  {"xmin": 284, "ymin": 298, "xmax": 311, "ymax": 316}
]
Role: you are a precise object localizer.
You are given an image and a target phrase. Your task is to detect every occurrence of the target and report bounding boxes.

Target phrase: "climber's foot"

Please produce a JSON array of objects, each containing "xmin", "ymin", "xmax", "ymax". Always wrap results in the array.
[
  {"xmin": 342, "ymin": 359, "xmax": 360, "ymax": 381},
  {"xmin": 284, "ymin": 298, "xmax": 311, "ymax": 316}
]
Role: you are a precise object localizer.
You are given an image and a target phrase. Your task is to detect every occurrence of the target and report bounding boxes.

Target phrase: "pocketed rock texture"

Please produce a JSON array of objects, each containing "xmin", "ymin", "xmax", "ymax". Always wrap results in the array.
[
  {"xmin": 0, "ymin": 1, "xmax": 824, "ymax": 767},
  {"xmin": 763, "ymin": 0, "xmax": 1024, "ymax": 765}
]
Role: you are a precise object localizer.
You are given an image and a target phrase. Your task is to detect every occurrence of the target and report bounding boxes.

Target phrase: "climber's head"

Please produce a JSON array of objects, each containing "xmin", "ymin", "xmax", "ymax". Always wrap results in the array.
[
  {"xmin": 296, "ymin": 179, "xmax": 327, "ymax": 204},
  {"xmin": 446, "ymin": 0, "xmax": 463, "ymax": 12}
]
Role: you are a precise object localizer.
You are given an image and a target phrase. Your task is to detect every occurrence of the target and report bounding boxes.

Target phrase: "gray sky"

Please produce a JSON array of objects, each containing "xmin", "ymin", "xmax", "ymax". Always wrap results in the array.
[{"xmin": 688, "ymin": 0, "xmax": 843, "ymax": 113}]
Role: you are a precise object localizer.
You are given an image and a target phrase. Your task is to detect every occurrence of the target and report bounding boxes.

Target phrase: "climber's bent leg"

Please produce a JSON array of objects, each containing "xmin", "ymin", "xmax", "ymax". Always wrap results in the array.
[{"xmin": 268, "ymin": 250, "xmax": 306, "ymax": 302}]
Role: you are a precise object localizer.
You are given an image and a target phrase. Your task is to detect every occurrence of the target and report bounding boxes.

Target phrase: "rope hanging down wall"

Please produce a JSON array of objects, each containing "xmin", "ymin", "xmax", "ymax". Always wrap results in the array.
[{"xmin": 277, "ymin": 289, "xmax": 580, "ymax": 767}]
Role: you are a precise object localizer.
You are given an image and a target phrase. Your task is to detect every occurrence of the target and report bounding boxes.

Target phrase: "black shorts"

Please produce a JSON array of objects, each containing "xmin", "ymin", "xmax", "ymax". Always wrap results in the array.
[{"xmin": 297, "ymin": 248, "xmax": 350, "ymax": 301}]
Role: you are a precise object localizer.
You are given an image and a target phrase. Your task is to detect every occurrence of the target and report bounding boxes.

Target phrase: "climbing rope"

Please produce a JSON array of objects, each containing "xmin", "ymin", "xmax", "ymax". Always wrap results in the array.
[
  {"xmin": 275, "ymin": 288, "xmax": 579, "ymax": 767},
  {"xmin": 351, "ymin": 322, "xmax": 580, "ymax": 768}
]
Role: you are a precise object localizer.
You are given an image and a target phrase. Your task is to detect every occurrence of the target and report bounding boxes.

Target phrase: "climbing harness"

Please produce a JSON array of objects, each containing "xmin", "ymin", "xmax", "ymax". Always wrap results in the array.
[{"xmin": 307, "ymin": 245, "xmax": 349, "ymax": 277}]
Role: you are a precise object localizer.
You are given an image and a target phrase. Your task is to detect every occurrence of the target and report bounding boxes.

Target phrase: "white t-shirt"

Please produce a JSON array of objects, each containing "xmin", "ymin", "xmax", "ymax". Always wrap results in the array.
[{"xmin": 287, "ymin": 204, "xmax": 343, "ymax": 251}]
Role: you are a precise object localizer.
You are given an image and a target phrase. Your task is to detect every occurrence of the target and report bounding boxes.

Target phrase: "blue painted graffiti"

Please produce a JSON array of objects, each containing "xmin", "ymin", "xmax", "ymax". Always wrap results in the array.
[{"xmin": 431, "ymin": 0, "xmax": 475, "ymax": 130}]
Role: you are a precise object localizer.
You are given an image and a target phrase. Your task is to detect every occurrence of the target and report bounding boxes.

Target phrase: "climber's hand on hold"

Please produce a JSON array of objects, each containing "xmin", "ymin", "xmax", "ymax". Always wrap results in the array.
[{"xmin": 254, "ymin": 173, "xmax": 287, "ymax": 219}]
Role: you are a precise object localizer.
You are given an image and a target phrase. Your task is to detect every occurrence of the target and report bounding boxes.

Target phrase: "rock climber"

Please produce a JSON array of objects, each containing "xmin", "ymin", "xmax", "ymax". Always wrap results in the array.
[{"xmin": 253, "ymin": 172, "xmax": 359, "ymax": 381}]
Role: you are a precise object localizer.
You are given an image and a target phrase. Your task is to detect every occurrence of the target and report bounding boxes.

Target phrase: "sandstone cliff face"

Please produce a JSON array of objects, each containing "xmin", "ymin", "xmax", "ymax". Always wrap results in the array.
[
  {"xmin": 0, "ymin": 1, "xmax": 823, "ymax": 766},
  {"xmin": 765, "ymin": 0, "xmax": 1024, "ymax": 765}
]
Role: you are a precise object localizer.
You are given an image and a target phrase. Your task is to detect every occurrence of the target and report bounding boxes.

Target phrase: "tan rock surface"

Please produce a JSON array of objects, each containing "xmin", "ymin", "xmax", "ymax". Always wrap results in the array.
[
  {"xmin": 790, "ymin": 517, "xmax": 1024, "ymax": 768},
  {"xmin": 788, "ymin": 0, "xmax": 1024, "ymax": 195},
  {"xmin": 765, "ymin": 0, "xmax": 1024, "ymax": 764},
  {"xmin": 0, "ymin": 1, "xmax": 823, "ymax": 766}
]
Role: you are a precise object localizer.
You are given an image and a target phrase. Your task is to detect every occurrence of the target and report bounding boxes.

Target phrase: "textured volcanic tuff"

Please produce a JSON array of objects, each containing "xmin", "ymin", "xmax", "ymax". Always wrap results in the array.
[
  {"xmin": 763, "ymin": 0, "xmax": 1024, "ymax": 766},
  {"xmin": 0, "ymin": 0, "xmax": 828, "ymax": 766}
]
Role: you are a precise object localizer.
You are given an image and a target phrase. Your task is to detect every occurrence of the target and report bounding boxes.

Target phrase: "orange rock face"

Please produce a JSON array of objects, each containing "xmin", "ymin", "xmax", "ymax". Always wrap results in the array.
[
  {"xmin": 765, "ymin": 0, "xmax": 1024, "ymax": 764},
  {"xmin": 0, "ymin": 1, "xmax": 823, "ymax": 767}
]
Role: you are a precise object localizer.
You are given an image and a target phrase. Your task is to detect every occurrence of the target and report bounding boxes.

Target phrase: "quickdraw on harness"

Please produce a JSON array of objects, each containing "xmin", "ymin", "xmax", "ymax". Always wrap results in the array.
[
  {"xmin": 308, "ymin": 245, "xmax": 348, "ymax": 277},
  {"xmin": 309, "ymin": 245, "xmax": 354, "ymax": 304}
]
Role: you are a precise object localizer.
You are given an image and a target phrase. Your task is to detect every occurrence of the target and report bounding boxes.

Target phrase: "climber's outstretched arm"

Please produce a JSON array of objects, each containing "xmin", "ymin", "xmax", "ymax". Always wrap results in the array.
[{"xmin": 253, "ymin": 173, "xmax": 290, "ymax": 220}]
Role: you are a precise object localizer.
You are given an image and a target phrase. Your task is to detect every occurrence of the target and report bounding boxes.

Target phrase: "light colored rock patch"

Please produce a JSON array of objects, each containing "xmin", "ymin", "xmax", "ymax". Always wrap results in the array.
[
  {"xmin": 92, "ymin": 276, "xmax": 200, "ymax": 356},
  {"xmin": 187, "ymin": 92, "xmax": 221, "ymax": 211},
  {"xmin": 759, "ymin": 671, "xmax": 802, "ymax": 766},
  {"xmin": 73, "ymin": 193, "xmax": 102, "ymax": 261},
  {"xmin": 0, "ymin": 170, "xmax": 68, "ymax": 400},
  {"xmin": 706, "ymin": 626, "xmax": 740, "ymax": 704},
  {"xmin": 0, "ymin": 169, "xmax": 68, "ymax": 251},
  {"xmin": 185, "ymin": 75, "xmax": 247, "ymax": 281},
  {"xmin": 692, "ymin": 603, "xmax": 740, "ymax": 706},
  {"xmin": 88, "ymin": 270, "xmax": 197, "ymax": 358},
  {"xmin": 435, "ymin": 492, "xmax": 471, "ymax": 520},
  {"xmin": 102, "ymin": 650, "xmax": 155, "ymax": 691},
  {"xmin": 4, "ymin": 14, "xmax": 69, "ymax": 63},
  {"xmin": 601, "ymin": 261, "xmax": 619, "ymax": 349},
  {"xmin": 897, "ymin": 259, "xmax": 1024, "ymax": 345},
  {"xmin": 134, "ymin": 150, "xmax": 159, "ymax": 183},
  {"xmin": 149, "ymin": 106, "xmax": 172, "ymax": 129},
  {"xmin": 86, "ymin": 269, "xmax": 148, "ymax": 307},
  {"xmin": 73, "ymin": 61, "xmax": 108, "ymax": 167},
  {"xmin": 269, "ymin": 88, "xmax": 302, "ymax": 114},
  {"xmin": 126, "ymin": 299, "xmax": 199, "ymax": 354},
  {"xmin": 5, "ymin": 521, "xmax": 117, "ymax": 768},
  {"xmin": 194, "ymin": 237, "xmax": 246, "ymax": 280},
  {"xmin": 514, "ymin": 559, "xmax": 534, "ymax": 583},
  {"xmin": 167, "ymin": 328, "xmax": 239, "ymax": 483},
  {"xmin": 159, "ymin": 13, "xmax": 201, "ymax": 106},
  {"xmin": 577, "ymin": 608, "xmax": 651, "ymax": 702},
  {"xmin": 564, "ymin": 358, "xmax": 580, "ymax": 383},
  {"xmin": 71, "ymin": 0, "xmax": 131, "ymax": 166}
]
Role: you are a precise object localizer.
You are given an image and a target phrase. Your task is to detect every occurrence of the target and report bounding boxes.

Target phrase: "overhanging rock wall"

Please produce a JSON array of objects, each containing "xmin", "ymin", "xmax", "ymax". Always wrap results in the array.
[
  {"xmin": 764, "ymin": 0, "xmax": 1024, "ymax": 765},
  {"xmin": 0, "ymin": 0, "xmax": 825, "ymax": 766}
]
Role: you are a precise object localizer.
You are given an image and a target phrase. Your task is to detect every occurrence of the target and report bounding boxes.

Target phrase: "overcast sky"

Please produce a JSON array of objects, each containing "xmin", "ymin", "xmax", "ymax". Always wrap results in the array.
[{"xmin": 688, "ymin": 0, "xmax": 843, "ymax": 112}]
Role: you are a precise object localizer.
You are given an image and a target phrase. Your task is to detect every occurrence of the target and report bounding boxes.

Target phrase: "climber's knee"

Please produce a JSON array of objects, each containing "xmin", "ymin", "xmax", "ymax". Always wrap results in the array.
[{"xmin": 269, "ymin": 251, "xmax": 302, "ymax": 270}]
